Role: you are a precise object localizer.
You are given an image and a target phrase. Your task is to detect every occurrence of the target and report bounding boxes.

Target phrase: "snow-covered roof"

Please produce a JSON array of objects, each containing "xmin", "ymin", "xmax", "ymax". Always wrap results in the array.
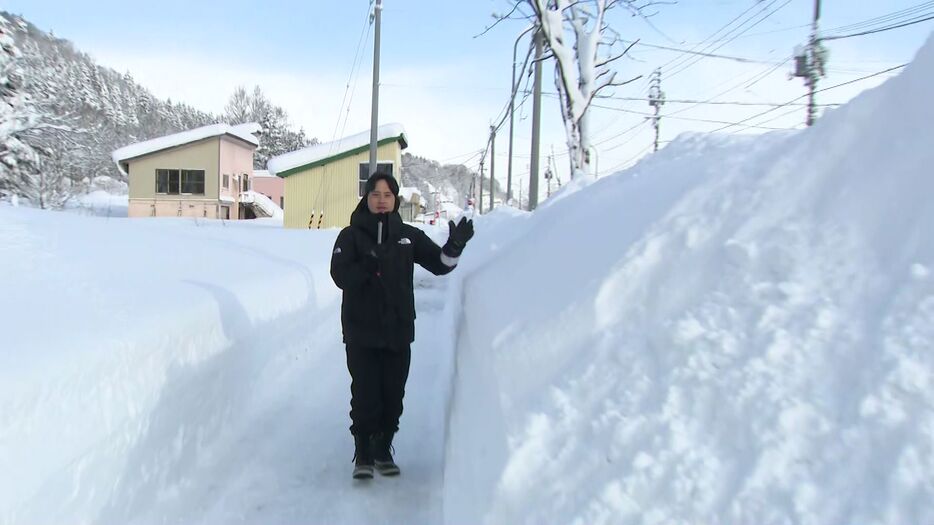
[
  {"xmin": 252, "ymin": 170, "xmax": 275, "ymax": 178},
  {"xmin": 267, "ymin": 123, "xmax": 407, "ymax": 177},
  {"xmin": 240, "ymin": 190, "xmax": 284, "ymax": 220},
  {"xmin": 111, "ymin": 122, "xmax": 261, "ymax": 164},
  {"xmin": 399, "ymin": 186, "xmax": 421, "ymax": 202}
]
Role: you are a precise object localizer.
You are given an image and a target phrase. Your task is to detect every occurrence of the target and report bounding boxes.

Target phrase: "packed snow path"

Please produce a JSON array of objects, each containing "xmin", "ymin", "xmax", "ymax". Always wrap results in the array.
[{"xmin": 93, "ymin": 275, "xmax": 457, "ymax": 524}]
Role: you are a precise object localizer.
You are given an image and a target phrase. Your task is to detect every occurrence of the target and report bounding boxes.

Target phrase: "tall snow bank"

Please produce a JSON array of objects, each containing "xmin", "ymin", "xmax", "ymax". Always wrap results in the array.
[
  {"xmin": 0, "ymin": 210, "xmax": 336, "ymax": 523},
  {"xmin": 444, "ymin": 34, "xmax": 934, "ymax": 525}
]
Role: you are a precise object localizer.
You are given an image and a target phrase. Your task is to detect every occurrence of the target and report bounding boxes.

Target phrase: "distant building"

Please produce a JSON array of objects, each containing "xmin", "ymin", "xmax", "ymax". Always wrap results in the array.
[
  {"xmin": 268, "ymin": 124, "xmax": 408, "ymax": 229},
  {"xmin": 252, "ymin": 170, "xmax": 285, "ymax": 211},
  {"xmin": 112, "ymin": 123, "xmax": 261, "ymax": 220},
  {"xmin": 399, "ymin": 186, "xmax": 423, "ymax": 222}
]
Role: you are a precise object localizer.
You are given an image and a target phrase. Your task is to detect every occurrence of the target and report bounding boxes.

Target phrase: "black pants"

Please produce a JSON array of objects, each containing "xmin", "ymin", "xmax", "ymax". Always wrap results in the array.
[{"xmin": 345, "ymin": 344, "xmax": 411, "ymax": 436}]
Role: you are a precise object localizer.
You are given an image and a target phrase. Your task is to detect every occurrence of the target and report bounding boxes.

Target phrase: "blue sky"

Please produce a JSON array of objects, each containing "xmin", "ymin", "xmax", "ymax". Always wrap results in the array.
[{"xmin": 5, "ymin": 0, "xmax": 932, "ymax": 193}]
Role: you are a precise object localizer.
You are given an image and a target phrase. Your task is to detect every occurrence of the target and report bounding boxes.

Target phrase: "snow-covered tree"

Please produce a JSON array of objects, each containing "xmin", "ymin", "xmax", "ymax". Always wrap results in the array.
[
  {"xmin": 224, "ymin": 85, "xmax": 313, "ymax": 168},
  {"xmin": 224, "ymin": 86, "xmax": 251, "ymax": 124},
  {"xmin": 498, "ymin": 0, "xmax": 644, "ymax": 178},
  {"xmin": 1, "ymin": 14, "xmax": 44, "ymax": 200}
]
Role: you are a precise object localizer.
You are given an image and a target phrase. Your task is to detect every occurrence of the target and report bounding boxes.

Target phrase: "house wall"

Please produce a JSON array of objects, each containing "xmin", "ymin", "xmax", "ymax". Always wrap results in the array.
[
  {"xmin": 283, "ymin": 141, "xmax": 402, "ymax": 229},
  {"xmin": 128, "ymin": 199, "xmax": 225, "ymax": 219},
  {"xmin": 127, "ymin": 138, "xmax": 219, "ymax": 201},
  {"xmin": 252, "ymin": 176, "xmax": 285, "ymax": 210},
  {"xmin": 219, "ymin": 136, "xmax": 256, "ymax": 220}
]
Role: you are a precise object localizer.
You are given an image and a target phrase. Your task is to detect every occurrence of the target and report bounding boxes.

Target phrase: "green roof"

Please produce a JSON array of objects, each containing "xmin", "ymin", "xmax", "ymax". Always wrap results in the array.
[{"xmin": 277, "ymin": 134, "xmax": 408, "ymax": 178}]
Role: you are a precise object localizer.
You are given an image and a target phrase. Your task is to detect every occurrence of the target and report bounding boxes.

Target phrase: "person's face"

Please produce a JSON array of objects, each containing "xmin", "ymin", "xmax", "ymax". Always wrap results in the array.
[{"xmin": 367, "ymin": 179, "xmax": 395, "ymax": 214}]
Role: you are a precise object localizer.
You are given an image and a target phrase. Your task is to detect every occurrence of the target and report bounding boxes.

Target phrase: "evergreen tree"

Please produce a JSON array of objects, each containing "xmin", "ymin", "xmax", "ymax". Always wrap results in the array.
[
  {"xmin": 224, "ymin": 85, "xmax": 251, "ymax": 124},
  {"xmin": 0, "ymin": 14, "xmax": 44, "ymax": 201},
  {"xmin": 3, "ymin": 11, "xmax": 321, "ymax": 195}
]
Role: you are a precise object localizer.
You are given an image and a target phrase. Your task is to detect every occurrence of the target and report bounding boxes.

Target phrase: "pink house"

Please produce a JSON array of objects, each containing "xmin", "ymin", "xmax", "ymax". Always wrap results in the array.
[{"xmin": 251, "ymin": 170, "xmax": 285, "ymax": 210}]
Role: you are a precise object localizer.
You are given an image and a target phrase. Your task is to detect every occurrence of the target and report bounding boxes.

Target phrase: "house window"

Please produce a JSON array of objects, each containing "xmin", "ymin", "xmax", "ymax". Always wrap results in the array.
[
  {"xmin": 242, "ymin": 174, "xmax": 249, "ymax": 192},
  {"xmin": 280, "ymin": 196, "xmax": 284, "ymax": 209},
  {"xmin": 223, "ymin": 174, "xmax": 229, "ymax": 189},
  {"xmin": 156, "ymin": 169, "xmax": 204, "ymax": 195},
  {"xmin": 358, "ymin": 162, "xmax": 393, "ymax": 197},
  {"xmin": 181, "ymin": 170, "xmax": 205, "ymax": 195},
  {"xmin": 156, "ymin": 169, "xmax": 180, "ymax": 194}
]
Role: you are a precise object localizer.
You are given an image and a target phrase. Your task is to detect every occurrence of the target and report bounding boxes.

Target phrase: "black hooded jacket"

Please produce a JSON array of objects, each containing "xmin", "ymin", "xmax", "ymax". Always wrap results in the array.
[{"xmin": 330, "ymin": 196, "xmax": 457, "ymax": 348}]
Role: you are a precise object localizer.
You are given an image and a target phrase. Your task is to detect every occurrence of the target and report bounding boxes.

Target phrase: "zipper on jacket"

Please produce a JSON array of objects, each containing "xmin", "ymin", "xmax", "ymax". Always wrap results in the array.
[{"xmin": 377, "ymin": 220, "xmax": 383, "ymax": 245}]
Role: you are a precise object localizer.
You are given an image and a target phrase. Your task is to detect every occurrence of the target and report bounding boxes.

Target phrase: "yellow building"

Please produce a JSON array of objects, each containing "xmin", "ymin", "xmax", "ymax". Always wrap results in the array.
[
  {"xmin": 268, "ymin": 123, "xmax": 408, "ymax": 229},
  {"xmin": 112, "ymin": 123, "xmax": 260, "ymax": 220}
]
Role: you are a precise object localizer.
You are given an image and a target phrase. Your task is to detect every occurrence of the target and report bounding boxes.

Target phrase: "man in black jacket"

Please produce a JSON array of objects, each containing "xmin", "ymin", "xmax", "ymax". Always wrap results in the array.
[{"xmin": 330, "ymin": 172, "xmax": 474, "ymax": 480}]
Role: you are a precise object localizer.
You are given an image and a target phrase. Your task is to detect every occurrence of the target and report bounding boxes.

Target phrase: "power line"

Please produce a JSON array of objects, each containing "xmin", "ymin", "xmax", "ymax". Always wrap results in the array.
[
  {"xmin": 822, "ymin": 1, "xmax": 934, "ymax": 34},
  {"xmin": 437, "ymin": 149, "xmax": 483, "ymax": 164},
  {"xmin": 586, "ymin": 93, "xmax": 841, "ymax": 108},
  {"xmin": 739, "ymin": 104, "xmax": 807, "ymax": 131},
  {"xmin": 664, "ymin": 57, "xmax": 792, "ymax": 119},
  {"xmin": 583, "ymin": 101, "xmax": 795, "ymax": 131},
  {"xmin": 704, "ymin": 23, "xmax": 812, "ymax": 41},
  {"xmin": 600, "ymin": 143, "xmax": 655, "ymax": 176},
  {"xmin": 820, "ymin": 13, "xmax": 934, "ymax": 41},
  {"xmin": 330, "ymin": 3, "xmax": 373, "ymax": 144},
  {"xmin": 707, "ymin": 64, "xmax": 907, "ymax": 133},
  {"xmin": 599, "ymin": 122, "xmax": 653, "ymax": 154},
  {"xmin": 666, "ymin": 0, "xmax": 789, "ymax": 79},
  {"xmin": 667, "ymin": 0, "xmax": 795, "ymax": 81},
  {"xmin": 624, "ymin": 40, "xmax": 786, "ymax": 65},
  {"xmin": 656, "ymin": 1, "xmax": 765, "ymax": 78}
]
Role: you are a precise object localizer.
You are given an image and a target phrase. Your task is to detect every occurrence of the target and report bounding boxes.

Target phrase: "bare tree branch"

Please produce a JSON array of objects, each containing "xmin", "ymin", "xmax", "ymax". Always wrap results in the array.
[
  {"xmin": 595, "ymin": 38, "xmax": 638, "ymax": 68},
  {"xmin": 593, "ymin": 73, "xmax": 643, "ymax": 96},
  {"xmin": 474, "ymin": 1, "xmax": 524, "ymax": 38}
]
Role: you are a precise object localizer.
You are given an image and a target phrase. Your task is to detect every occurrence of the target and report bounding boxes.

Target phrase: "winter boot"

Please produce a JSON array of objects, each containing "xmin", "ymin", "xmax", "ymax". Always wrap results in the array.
[
  {"xmin": 371, "ymin": 432, "xmax": 400, "ymax": 476},
  {"xmin": 352, "ymin": 433, "xmax": 374, "ymax": 480}
]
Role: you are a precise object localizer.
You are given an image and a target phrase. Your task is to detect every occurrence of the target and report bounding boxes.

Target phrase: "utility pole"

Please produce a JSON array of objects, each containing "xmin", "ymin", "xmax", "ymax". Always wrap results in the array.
[
  {"xmin": 368, "ymin": 0, "xmax": 383, "ymax": 176},
  {"xmin": 648, "ymin": 68, "xmax": 665, "ymax": 152},
  {"xmin": 545, "ymin": 152, "xmax": 553, "ymax": 198},
  {"xmin": 528, "ymin": 29, "xmax": 543, "ymax": 211},
  {"xmin": 795, "ymin": 0, "xmax": 825, "ymax": 126},
  {"xmin": 550, "ymin": 145, "xmax": 563, "ymax": 189},
  {"xmin": 519, "ymin": 177, "xmax": 523, "ymax": 209},
  {"xmin": 479, "ymin": 157, "xmax": 485, "ymax": 215},
  {"xmin": 489, "ymin": 125, "xmax": 496, "ymax": 211},
  {"xmin": 508, "ymin": 26, "xmax": 534, "ymax": 207}
]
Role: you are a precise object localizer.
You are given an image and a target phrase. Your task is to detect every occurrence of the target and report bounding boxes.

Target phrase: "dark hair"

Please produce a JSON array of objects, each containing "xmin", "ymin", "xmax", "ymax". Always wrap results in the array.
[{"xmin": 364, "ymin": 172, "xmax": 401, "ymax": 212}]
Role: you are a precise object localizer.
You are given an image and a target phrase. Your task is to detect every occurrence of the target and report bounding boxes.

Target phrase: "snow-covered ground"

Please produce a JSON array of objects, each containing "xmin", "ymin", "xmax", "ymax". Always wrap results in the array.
[
  {"xmin": 444, "ymin": 34, "xmax": 934, "ymax": 525},
  {"xmin": 2, "ymin": 33, "xmax": 933, "ymax": 525},
  {"xmin": 65, "ymin": 190, "xmax": 129, "ymax": 217},
  {"xmin": 0, "ymin": 202, "xmax": 466, "ymax": 523}
]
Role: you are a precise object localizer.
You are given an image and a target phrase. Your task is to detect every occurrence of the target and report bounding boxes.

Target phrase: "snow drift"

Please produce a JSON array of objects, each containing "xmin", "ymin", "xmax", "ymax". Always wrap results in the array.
[{"xmin": 443, "ymin": 35, "xmax": 934, "ymax": 525}]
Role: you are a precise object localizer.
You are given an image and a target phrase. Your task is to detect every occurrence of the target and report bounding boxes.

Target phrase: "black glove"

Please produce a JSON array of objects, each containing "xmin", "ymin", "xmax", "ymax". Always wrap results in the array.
[{"xmin": 443, "ymin": 217, "xmax": 474, "ymax": 257}]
